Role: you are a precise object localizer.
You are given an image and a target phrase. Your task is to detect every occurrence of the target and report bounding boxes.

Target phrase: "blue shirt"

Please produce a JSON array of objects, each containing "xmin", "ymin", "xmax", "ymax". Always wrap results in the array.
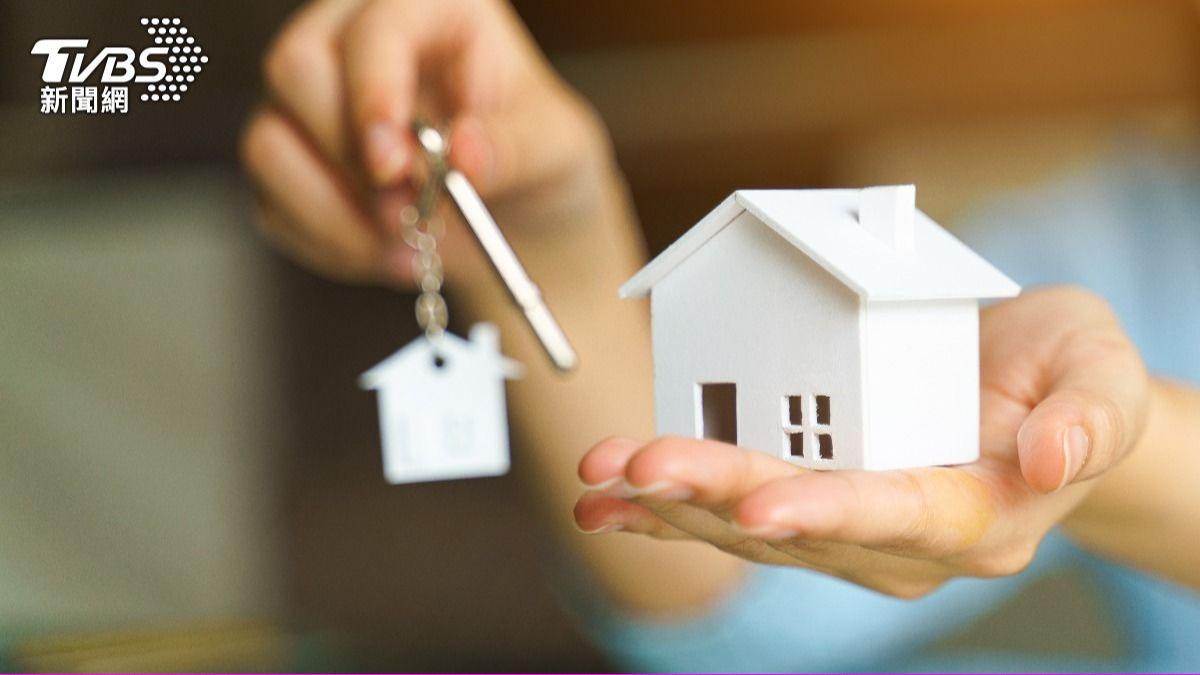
[{"xmin": 575, "ymin": 144, "xmax": 1200, "ymax": 672}]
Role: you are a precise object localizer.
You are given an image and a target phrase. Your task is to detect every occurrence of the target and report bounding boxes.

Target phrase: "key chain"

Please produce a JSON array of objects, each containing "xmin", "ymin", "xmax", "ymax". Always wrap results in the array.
[{"xmin": 358, "ymin": 121, "xmax": 576, "ymax": 485}]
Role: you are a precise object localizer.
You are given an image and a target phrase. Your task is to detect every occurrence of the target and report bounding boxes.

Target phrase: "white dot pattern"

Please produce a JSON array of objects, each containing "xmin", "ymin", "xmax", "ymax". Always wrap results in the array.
[{"xmin": 141, "ymin": 18, "xmax": 205, "ymax": 104}]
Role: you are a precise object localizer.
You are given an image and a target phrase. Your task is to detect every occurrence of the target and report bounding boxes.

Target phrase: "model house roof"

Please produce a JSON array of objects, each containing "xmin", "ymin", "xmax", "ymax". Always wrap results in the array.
[
  {"xmin": 359, "ymin": 323, "xmax": 522, "ymax": 390},
  {"xmin": 620, "ymin": 187, "xmax": 1020, "ymax": 302}
]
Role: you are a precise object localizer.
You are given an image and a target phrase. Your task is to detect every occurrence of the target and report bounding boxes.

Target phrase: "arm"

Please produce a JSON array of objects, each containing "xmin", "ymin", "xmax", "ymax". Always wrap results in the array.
[
  {"xmin": 1064, "ymin": 379, "xmax": 1200, "ymax": 588},
  {"xmin": 453, "ymin": 140, "xmax": 746, "ymax": 614},
  {"xmin": 240, "ymin": 0, "xmax": 742, "ymax": 615}
]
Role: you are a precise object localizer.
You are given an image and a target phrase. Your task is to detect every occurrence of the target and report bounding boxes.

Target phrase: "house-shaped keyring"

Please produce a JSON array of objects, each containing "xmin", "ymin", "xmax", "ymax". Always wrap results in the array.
[
  {"xmin": 359, "ymin": 323, "xmax": 522, "ymax": 484},
  {"xmin": 620, "ymin": 186, "xmax": 1020, "ymax": 471}
]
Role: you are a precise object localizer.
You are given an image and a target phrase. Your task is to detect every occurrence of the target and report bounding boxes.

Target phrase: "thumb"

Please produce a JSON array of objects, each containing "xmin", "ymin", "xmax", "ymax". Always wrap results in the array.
[{"xmin": 1016, "ymin": 337, "xmax": 1148, "ymax": 493}]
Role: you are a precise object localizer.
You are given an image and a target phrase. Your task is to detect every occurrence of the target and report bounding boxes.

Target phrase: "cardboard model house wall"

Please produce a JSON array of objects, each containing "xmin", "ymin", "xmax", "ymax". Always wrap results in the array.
[
  {"xmin": 620, "ymin": 186, "xmax": 1020, "ymax": 470},
  {"xmin": 359, "ymin": 323, "xmax": 521, "ymax": 483}
]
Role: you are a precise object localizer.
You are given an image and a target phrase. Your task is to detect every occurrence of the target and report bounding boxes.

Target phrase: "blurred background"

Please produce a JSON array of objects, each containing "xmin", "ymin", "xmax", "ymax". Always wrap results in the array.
[{"xmin": 3, "ymin": 0, "xmax": 1199, "ymax": 670}]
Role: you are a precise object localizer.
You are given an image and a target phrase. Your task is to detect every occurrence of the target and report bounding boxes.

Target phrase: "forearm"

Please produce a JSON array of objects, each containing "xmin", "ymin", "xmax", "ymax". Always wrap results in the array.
[
  {"xmin": 451, "ymin": 142, "xmax": 744, "ymax": 615},
  {"xmin": 1064, "ymin": 378, "xmax": 1200, "ymax": 589}
]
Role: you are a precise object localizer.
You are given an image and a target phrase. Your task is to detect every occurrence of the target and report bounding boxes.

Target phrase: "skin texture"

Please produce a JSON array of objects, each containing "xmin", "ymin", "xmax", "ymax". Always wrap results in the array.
[{"xmin": 242, "ymin": 0, "xmax": 1200, "ymax": 612}]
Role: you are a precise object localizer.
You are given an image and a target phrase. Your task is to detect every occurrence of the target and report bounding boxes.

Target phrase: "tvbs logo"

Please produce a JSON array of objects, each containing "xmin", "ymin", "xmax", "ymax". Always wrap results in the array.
[{"xmin": 31, "ymin": 17, "xmax": 207, "ymax": 114}]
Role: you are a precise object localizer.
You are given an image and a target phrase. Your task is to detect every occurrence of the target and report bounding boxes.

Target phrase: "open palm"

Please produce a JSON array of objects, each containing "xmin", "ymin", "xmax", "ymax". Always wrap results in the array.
[{"xmin": 574, "ymin": 286, "xmax": 1148, "ymax": 598}]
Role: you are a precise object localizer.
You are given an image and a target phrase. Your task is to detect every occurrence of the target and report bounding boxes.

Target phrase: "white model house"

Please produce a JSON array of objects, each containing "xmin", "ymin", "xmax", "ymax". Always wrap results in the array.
[
  {"xmin": 620, "ymin": 186, "xmax": 1019, "ymax": 470},
  {"xmin": 359, "ymin": 323, "xmax": 522, "ymax": 483}
]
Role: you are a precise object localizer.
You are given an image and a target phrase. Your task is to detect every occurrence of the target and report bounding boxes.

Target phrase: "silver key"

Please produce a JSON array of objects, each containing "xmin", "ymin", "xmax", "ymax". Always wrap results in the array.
[{"xmin": 413, "ymin": 122, "xmax": 578, "ymax": 372}]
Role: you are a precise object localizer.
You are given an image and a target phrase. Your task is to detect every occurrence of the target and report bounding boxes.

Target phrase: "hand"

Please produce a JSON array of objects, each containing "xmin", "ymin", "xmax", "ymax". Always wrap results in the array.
[
  {"xmin": 574, "ymin": 286, "xmax": 1150, "ymax": 598},
  {"xmin": 239, "ymin": 0, "xmax": 608, "ymax": 285}
]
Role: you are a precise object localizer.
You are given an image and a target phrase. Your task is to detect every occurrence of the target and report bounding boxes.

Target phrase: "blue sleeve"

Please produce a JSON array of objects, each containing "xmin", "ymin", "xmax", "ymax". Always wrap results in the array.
[
  {"xmin": 952, "ymin": 150, "xmax": 1200, "ymax": 384},
  {"xmin": 567, "ymin": 537, "xmax": 1077, "ymax": 673}
]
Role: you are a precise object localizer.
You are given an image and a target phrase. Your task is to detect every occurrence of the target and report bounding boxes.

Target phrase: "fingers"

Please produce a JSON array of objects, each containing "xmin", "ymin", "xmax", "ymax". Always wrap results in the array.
[
  {"xmin": 1014, "ymin": 291, "xmax": 1149, "ymax": 492},
  {"xmin": 579, "ymin": 437, "xmax": 1027, "ymax": 568},
  {"xmin": 263, "ymin": 0, "xmax": 361, "ymax": 167},
  {"xmin": 338, "ymin": 0, "xmax": 599, "ymax": 199},
  {"xmin": 254, "ymin": 0, "xmax": 608, "ymax": 289},
  {"xmin": 575, "ymin": 457, "xmax": 953, "ymax": 588},
  {"xmin": 573, "ymin": 491, "xmax": 690, "ymax": 539},
  {"xmin": 574, "ymin": 488, "xmax": 806, "ymax": 566},
  {"xmin": 241, "ymin": 108, "xmax": 396, "ymax": 284},
  {"xmin": 617, "ymin": 436, "xmax": 800, "ymax": 511},
  {"xmin": 342, "ymin": 0, "xmax": 513, "ymax": 188},
  {"xmin": 732, "ymin": 468, "xmax": 1001, "ymax": 559},
  {"xmin": 579, "ymin": 435, "xmax": 801, "ymax": 514},
  {"xmin": 341, "ymin": 0, "xmax": 434, "ymax": 184},
  {"xmin": 584, "ymin": 436, "xmax": 812, "ymax": 564},
  {"xmin": 577, "ymin": 436, "xmax": 642, "ymax": 488},
  {"xmin": 574, "ymin": 438, "xmax": 1001, "ymax": 592},
  {"xmin": 577, "ymin": 437, "xmax": 804, "ymax": 565},
  {"xmin": 576, "ymin": 477, "xmax": 956, "ymax": 599}
]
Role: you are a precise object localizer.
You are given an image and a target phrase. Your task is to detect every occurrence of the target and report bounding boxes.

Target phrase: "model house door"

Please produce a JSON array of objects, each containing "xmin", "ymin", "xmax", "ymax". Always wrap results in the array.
[{"xmin": 698, "ymin": 382, "xmax": 737, "ymax": 444}]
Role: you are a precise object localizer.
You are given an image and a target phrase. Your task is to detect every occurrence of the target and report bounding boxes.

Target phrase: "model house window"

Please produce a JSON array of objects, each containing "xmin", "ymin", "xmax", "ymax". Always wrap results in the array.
[
  {"xmin": 783, "ymin": 395, "xmax": 804, "ymax": 457},
  {"xmin": 787, "ymin": 430, "xmax": 804, "ymax": 457},
  {"xmin": 818, "ymin": 432, "xmax": 834, "ymax": 459},
  {"xmin": 782, "ymin": 394, "xmax": 833, "ymax": 460},
  {"xmin": 697, "ymin": 383, "xmax": 738, "ymax": 444},
  {"xmin": 786, "ymin": 395, "xmax": 804, "ymax": 425},
  {"xmin": 816, "ymin": 395, "xmax": 831, "ymax": 425}
]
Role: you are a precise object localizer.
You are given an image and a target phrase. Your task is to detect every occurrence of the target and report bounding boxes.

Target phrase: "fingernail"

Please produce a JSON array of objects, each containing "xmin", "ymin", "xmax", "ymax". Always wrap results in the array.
[
  {"xmin": 578, "ymin": 523, "xmax": 624, "ymax": 535},
  {"xmin": 735, "ymin": 523, "xmax": 797, "ymax": 541},
  {"xmin": 627, "ymin": 481, "xmax": 694, "ymax": 501},
  {"xmin": 591, "ymin": 479, "xmax": 638, "ymax": 498},
  {"xmin": 366, "ymin": 123, "xmax": 407, "ymax": 184},
  {"xmin": 1058, "ymin": 425, "xmax": 1090, "ymax": 491},
  {"xmin": 582, "ymin": 476, "xmax": 622, "ymax": 491}
]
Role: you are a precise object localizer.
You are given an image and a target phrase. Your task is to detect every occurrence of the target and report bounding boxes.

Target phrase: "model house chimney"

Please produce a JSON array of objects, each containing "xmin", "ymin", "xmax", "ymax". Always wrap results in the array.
[
  {"xmin": 858, "ymin": 185, "xmax": 915, "ymax": 253},
  {"xmin": 469, "ymin": 322, "xmax": 500, "ymax": 353}
]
